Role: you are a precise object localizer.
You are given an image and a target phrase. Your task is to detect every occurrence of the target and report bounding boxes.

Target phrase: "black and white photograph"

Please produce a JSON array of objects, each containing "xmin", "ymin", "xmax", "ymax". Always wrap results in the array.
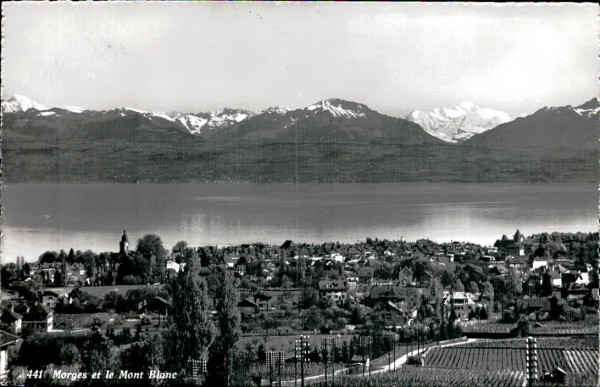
[{"xmin": 1, "ymin": 2, "xmax": 598, "ymax": 386}]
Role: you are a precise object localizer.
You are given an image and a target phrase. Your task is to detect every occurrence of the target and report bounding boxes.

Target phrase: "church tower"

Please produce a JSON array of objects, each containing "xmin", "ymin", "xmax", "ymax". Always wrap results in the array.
[{"xmin": 119, "ymin": 230, "xmax": 129, "ymax": 255}]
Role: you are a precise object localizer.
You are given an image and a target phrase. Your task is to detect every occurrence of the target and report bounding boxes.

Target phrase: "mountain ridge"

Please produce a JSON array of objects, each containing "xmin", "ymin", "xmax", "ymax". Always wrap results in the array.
[{"xmin": 2, "ymin": 94, "xmax": 597, "ymax": 184}]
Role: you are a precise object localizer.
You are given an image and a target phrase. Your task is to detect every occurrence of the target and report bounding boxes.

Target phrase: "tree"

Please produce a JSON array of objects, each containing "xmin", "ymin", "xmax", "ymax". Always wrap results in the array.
[
  {"xmin": 136, "ymin": 234, "xmax": 167, "ymax": 261},
  {"xmin": 39, "ymin": 251, "xmax": 58, "ymax": 264},
  {"xmin": 479, "ymin": 306, "xmax": 488, "ymax": 320},
  {"xmin": 67, "ymin": 248, "xmax": 76, "ymax": 265},
  {"xmin": 165, "ymin": 257, "xmax": 215, "ymax": 374},
  {"xmin": 208, "ymin": 270, "xmax": 241, "ymax": 387},
  {"xmin": 120, "ymin": 331, "xmax": 165, "ymax": 381},
  {"xmin": 81, "ymin": 330, "xmax": 112, "ymax": 373},
  {"xmin": 482, "ymin": 281, "xmax": 494, "ymax": 304},
  {"xmin": 429, "ymin": 277, "xmax": 444, "ymax": 302},
  {"xmin": 60, "ymin": 344, "xmax": 81, "ymax": 366},
  {"xmin": 541, "ymin": 272, "xmax": 552, "ymax": 297},
  {"xmin": 172, "ymin": 241, "xmax": 188, "ymax": 255},
  {"xmin": 53, "ymin": 270, "xmax": 63, "ymax": 287},
  {"xmin": 453, "ymin": 279, "xmax": 465, "ymax": 292},
  {"xmin": 467, "ymin": 281, "xmax": 479, "ymax": 294}
]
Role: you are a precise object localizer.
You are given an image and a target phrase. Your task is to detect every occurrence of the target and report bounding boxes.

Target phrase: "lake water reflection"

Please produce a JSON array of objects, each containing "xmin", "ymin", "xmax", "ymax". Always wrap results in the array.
[{"xmin": 2, "ymin": 182, "xmax": 596, "ymax": 261}]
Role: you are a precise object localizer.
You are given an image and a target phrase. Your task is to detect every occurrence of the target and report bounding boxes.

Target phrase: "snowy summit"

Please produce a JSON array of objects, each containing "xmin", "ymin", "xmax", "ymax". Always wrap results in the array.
[
  {"xmin": 305, "ymin": 99, "xmax": 368, "ymax": 119},
  {"xmin": 1, "ymin": 94, "xmax": 49, "ymax": 113},
  {"xmin": 407, "ymin": 101, "xmax": 511, "ymax": 143}
]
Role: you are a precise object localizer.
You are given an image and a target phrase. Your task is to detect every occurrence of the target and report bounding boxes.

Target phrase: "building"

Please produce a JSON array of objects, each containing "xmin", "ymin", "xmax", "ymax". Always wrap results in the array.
[
  {"xmin": 443, "ymin": 291, "xmax": 477, "ymax": 321},
  {"xmin": 414, "ymin": 270, "xmax": 433, "ymax": 288},
  {"xmin": 140, "ymin": 297, "xmax": 170, "ymax": 315},
  {"xmin": 367, "ymin": 283, "xmax": 407, "ymax": 308},
  {"xmin": 0, "ymin": 307, "xmax": 22, "ymax": 335},
  {"xmin": 237, "ymin": 298, "xmax": 258, "ymax": 317},
  {"xmin": 398, "ymin": 267, "xmax": 413, "ymax": 285},
  {"xmin": 22, "ymin": 304, "xmax": 53, "ymax": 334},
  {"xmin": 119, "ymin": 230, "xmax": 129, "ymax": 255},
  {"xmin": 514, "ymin": 229, "xmax": 524, "ymax": 243},
  {"xmin": 166, "ymin": 260, "xmax": 186, "ymax": 273},
  {"xmin": 374, "ymin": 301, "xmax": 408, "ymax": 328},
  {"xmin": 318, "ymin": 280, "xmax": 348, "ymax": 307},
  {"xmin": 0, "ymin": 331, "xmax": 21, "ymax": 384},
  {"xmin": 532, "ymin": 257, "xmax": 549, "ymax": 271},
  {"xmin": 42, "ymin": 288, "xmax": 71, "ymax": 309},
  {"xmin": 253, "ymin": 292, "xmax": 272, "ymax": 310},
  {"xmin": 357, "ymin": 267, "xmax": 374, "ymax": 284},
  {"xmin": 224, "ymin": 254, "xmax": 241, "ymax": 269}
]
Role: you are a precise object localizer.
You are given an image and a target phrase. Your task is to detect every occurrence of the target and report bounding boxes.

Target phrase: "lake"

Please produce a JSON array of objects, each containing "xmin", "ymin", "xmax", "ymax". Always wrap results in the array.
[{"xmin": 1, "ymin": 182, "xmax": 596, "ymax": 262}]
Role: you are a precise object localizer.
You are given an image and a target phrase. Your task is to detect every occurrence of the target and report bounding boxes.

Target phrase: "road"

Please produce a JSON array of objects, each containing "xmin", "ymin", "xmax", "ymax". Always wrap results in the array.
[{"xmin": 279, "ymin": 337, "xmax": 477, "ymax": 386}]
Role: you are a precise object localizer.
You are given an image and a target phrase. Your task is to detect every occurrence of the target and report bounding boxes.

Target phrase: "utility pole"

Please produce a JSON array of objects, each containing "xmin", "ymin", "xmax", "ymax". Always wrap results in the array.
[
  {"xmin": 294, "ymin": 340, "xmax": 298, "ymax": 387},
  {"xmin": 267, "ymin": 351, "xmax": 274, "ymax": 387},
  {"xmin": 360, "ymin": 336, "xmax": 372, "ymax": 385},
  {"xmin": 278, "ymin": 351, "xmax": 285, "ymax": 387},
  {"xmin": 322, "ymin": 336, "xmax": 336, "ymax": 387},
  {"xmin": 297, "ymin": 335, "xmax": 310, "ymax": 387}
]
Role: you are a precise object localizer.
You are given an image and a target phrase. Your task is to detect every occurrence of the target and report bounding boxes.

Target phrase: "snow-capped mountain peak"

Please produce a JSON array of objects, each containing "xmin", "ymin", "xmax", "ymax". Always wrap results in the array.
[
  {"xmin": 305, "ymin": 99, "xmax": 368, "ymax": 118},
  {"xmin": 573, "ymin": 97, "xmax": 600, "ymax": 117},
  {"xmin": 264, "ymin": 105, "xmax": 290, "ymax": 115},
  {"xmin": 407, "ymin": 101, "xmax": 512, "ymax": 143},
  {"xmin": 1, "ymin": 94, "xmax": 49, "ymax": 113}
]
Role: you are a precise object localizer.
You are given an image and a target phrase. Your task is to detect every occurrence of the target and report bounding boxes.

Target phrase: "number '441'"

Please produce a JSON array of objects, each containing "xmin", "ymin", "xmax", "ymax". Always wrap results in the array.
[{"xmin": 27, "ymin": 370, "xmax": 44, "ymax": 378}]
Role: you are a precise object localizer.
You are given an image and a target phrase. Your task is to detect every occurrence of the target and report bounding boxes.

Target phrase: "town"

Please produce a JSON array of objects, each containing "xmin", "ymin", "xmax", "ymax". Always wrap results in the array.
[{"xmin": 1, "ymin": 229, "xmax": 598, "ymax": 386}]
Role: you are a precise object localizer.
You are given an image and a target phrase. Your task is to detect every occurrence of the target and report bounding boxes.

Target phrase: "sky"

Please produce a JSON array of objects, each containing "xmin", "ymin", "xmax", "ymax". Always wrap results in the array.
[{"xmin": 2, "ymin": 2, "xmax": 598, "ymax": 117}]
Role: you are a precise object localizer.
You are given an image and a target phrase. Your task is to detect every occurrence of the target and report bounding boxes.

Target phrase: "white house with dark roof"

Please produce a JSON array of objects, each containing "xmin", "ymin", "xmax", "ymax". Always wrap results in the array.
[{"xmin": 318, "ymin": 280, "xmax": 348, "ymax": 307}]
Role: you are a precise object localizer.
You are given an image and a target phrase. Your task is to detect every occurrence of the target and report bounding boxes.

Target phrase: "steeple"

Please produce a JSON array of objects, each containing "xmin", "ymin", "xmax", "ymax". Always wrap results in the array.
[
  {"xmin": 119, "ymin": 230, "xmax": 129, "ymax": 255},
  {"xmin": 514, "ymin": 229, "xmax": 524, "ymax": 243}
]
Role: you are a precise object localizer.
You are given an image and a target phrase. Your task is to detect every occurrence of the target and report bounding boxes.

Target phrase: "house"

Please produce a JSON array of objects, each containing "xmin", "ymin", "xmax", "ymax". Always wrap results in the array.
[
  {"xmin": 318, "ymin": 280, "xmax": 348, "ymax": 307},
  {"xmin": 506, "ymin": 256, "xmax": 528, "ymax": 269},
  {"xmin": 357, "ymin": 267, "xmax": 374, "ymax": 284},
  {"xmin": 516, "ymin": 297, "xmax": 550, "ymax": 318},
  {"xmin": 22, "ymin": 304, "xmax": 53, "ymax": 334},
  {"xmin": 253, "ymin": 292, "xmax": 272, "ymax": 310},
  {"xmin": 237, "ymin": 298, "xmax": 258, "ymax": 317},
  {"xmin": 374, "ymin": 301, "xmax": 408, "ymax": 328},
  {"xmin": 166, "ymin": 260, "xmax": 185, "ymax": 272},
  {"xmin": 235, "ymin": 264, "xmax": 246, "ymax": 277},
  {"xmin": 541, "ymin": 367, "xmax": 566, "ymax": 384},
  {"xmin": 140, "ymin": 297, "xmax": 170, "ymax": 315},
  {"xmin": 398, "ymin": 267, "xmax": 413, "ymax": 285},
  {"xmin": 0, "ymin": 331, "xmax": 21, "ymax": 385},
  {"xmin": 13, "ymin": 302, "xmax": 29, "ymax": 316},
  {"xmin": 443, "ymin": 291, "xmax": 477, "ymax": 320},
  {"xmin": 414, "ymin": 270, "xmax": 432, "ymax": 288},
  {"xmin": 367, "ymin": 283, "xmax": 407, "ymax": 308},
  {"xmin": 547, "ymin": 270, "xmax": 562, "ymax": 289},
  {"xmin": 42, "ymin": 288, "xmax": 71, "ymax": 309},
  {"xmin": 0, "ymin": 307, "xmax": 22, "ymax": 335},
  {"xmin": 532, "ymin": 257, "xmax": 549, "ymax": 271},
  {"xmin": 330, "ymin": 253, "xmax": 345, "ymax": 263},
  {"xmin": 560, "ymin": 271, "xmax": 589, "ymax": 295},
  {"xmin": 224, "ymin": 254, "xmax": 241, "ymax": 268},
  {"xmin": 575, "ymin": 272, "xmax": 589, "ymax": 286}
]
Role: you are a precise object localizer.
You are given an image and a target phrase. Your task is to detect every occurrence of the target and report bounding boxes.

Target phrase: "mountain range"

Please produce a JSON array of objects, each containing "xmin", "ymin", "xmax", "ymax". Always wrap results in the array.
[{"xmin": 1, "ymin": 95, "xmax": 597, "ymax": 183}]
